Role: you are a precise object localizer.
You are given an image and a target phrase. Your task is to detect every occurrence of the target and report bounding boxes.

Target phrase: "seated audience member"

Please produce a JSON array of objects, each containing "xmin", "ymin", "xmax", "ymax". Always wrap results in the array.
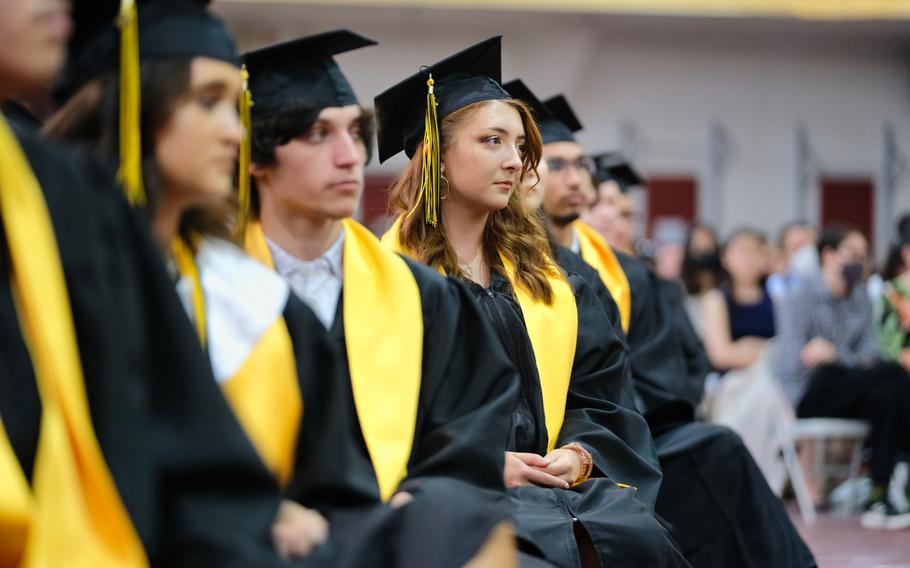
[
  {"xmin": 702, "ymin": 228, "xmax": 775, "ymax": 373},
  {"xmin": 775, "ymin": 225, "xmax": 910, "ymax": 530},
  {"xmin": 767, "ymin": 221, "xmax": 819, "ymax": 302},
  {"xmin": 681, "ymin": 223, "xmax": 723, "ymax": 337},
  {"xmin": 880, "ymin": 214, "xmax": 910, "ymax": 372},
  {"xmin": 702, "ymin": 229, "xmax": 789, "ymax": 493}
]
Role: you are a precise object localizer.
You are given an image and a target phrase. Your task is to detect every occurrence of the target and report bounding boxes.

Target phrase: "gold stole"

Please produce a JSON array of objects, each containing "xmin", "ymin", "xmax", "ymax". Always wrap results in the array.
[
  {"xmin": 246, "ymin": 219, "xmax": 423, "ymax": 501},
  {"xmin": 573, "ymin": 220, "xmax": 631, "ymax": 333},
  {"xmin": 382, "ymin": 218, "xmax": 578, "ymax": 451},
  {"xmin": 0, "ymin": 116, "xmax": 147, "ymax": 566},
  {"xmin": 172, "ymin": 238, "xmax": 302, "ymax": 487}
]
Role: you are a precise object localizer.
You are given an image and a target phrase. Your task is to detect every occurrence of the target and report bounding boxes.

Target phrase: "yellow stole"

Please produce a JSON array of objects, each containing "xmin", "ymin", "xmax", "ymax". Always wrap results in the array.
[
  {"xmin": 382, "ymin": 218, "xmax": 578, "ymax": 451},
  {"xmin": 573, "ymin": 220, "xmax": 631, "ymax": 333},
  {"xmin": 172, "ymin": 238, "xmax": 302, "ymax": 487},
  {"xmin": 246, "ymin": 219, "xmax": 423, "ymax": 501},
  {"xmin": 0, "ymin": 116, "xmax": 147, "ymax": 566}
]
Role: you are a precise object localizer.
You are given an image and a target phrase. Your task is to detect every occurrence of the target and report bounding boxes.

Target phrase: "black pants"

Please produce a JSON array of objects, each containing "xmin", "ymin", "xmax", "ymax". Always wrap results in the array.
[{"xmin": 797, "ymin": 362, "xmax": 910, "ymax": 485}]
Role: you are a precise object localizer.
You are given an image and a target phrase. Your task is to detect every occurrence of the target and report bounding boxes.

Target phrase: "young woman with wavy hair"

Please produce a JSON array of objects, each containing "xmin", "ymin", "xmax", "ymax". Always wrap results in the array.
[{"xmin": 378, "ymin": 38, "xmax": 688, "ymax": 568}]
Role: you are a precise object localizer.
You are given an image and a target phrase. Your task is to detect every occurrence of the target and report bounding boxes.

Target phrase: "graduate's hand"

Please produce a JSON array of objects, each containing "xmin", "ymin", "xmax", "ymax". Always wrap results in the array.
[
  {"xmin": 271, "ymin": 499, "xmax": 329, "ymax": 560},
  {"xmin": 390, "ymin": 491, "xmax": 414, "ymax": 508},
  {"xmin": 537, "ymin": 448, "xmax": 583, "ymax": 485},
  {"xmin": 503, "ymin": 452, "xmax": 570, "ymax": 489}
]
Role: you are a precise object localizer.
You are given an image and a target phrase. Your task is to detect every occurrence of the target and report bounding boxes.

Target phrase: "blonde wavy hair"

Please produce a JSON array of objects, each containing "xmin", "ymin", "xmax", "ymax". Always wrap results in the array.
[{"xmin": 388, "ymin": 98, "xmax": 558, "ymax": 304}]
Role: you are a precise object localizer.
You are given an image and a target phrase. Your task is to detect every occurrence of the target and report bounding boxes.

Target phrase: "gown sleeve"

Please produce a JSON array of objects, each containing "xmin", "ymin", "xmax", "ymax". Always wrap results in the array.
[{"xmin": 554, "ymin": 273, "xmax": 664, "ymax": 510}]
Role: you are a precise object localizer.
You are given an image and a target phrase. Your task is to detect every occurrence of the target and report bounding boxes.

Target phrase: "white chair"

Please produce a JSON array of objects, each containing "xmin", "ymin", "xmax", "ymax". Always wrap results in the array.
[{"xmin": 789, "ymin": 418, "xmax": 870, "ymax": 517}]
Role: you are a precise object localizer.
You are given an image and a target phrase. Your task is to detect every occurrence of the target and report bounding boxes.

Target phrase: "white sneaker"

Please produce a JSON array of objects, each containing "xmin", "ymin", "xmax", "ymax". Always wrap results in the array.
[{"xmin": 861, "ymin": 501, "xmax": 910, "ymax": 530}]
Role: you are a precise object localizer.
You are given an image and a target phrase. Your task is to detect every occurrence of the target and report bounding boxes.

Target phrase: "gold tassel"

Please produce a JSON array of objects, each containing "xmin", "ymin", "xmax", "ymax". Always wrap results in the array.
[
  {"xmin": 406, "ymin": 74, "xmax": 440, "ymax": 226},
  {"xmin": 117, "ymin": 0, "xmax": 145, "ymax": 205},
  {"xmin": 235, "ymin": 65, "xmax": 253, "ymax": 239}
]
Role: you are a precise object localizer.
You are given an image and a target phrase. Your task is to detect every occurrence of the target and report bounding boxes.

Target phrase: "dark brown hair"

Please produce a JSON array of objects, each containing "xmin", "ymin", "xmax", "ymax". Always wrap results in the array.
[
  {"xmin": 388, "ymin": 98, "xmax": 558, "ymax": 303},
  {"xmin": 882, "ymin": 214, "xmax": 910, "ymax": 280},
  {"xmin": 248, "ymin": 104, "xmax": 374, "ymax": 215},
  {"xmin": 44, "ymin": 57, "xmax": 235, "ymax": 245}
]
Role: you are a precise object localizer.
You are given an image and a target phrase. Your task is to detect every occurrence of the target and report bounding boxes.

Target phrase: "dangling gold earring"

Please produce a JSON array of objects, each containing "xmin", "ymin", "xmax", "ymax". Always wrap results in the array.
[{"xmin": 440, "ymin": 174, "xmax": 450, "ymax": 200}]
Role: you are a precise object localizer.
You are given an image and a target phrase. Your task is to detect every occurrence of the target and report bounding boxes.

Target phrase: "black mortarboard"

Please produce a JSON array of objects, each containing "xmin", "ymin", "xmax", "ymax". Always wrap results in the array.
[
  {"xmin": 57, "ymin": 0, "xmax": 238, "ymax": 205},
  {"xmin": 374, "ymin": 36, "xmax": 511, "ymax": 163},
  {"xmin": 57, "ymin": 0, "xmax": 237, "ymax": 104},
  {"xmin": 539, "ymin": 94, "xmax": 583, "ymax": 145},
  {"xmin": 502, "ymin": 79, "xmax": 548, "ymax": 118},
  {"xmin": 243, "ymin": 30, "xmax": 376, "ymax": 120},
  {"xmin": 592, "ymin": 152, "xmax": 645, "ymax": 192}
]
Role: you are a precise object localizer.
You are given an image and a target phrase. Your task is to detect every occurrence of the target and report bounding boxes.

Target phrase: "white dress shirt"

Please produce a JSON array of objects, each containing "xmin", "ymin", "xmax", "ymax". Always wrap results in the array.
[{"xmin": 267, "ymin": 230, "xmax": 344, "ymax": 330}]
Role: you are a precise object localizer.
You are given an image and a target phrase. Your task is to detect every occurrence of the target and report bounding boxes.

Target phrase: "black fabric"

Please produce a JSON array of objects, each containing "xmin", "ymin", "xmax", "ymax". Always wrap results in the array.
[
  {"xmin": 561, "ymin": 247, "xmax": 815, "ymax": 568},
  {"xmin": 462, "ymin": 268, "xmax": 686, "ymax": 568},
  {"xmin": 503, "ymin": 81, "xmax": 580, "ymax": 146},
  {"xmin": 590, "ymin": 153, "xmax": 643, "ymax": 191},
  {"xmin": 280, "ymin": 294, "xmax": 379, "ymax": 512},
  {"xmin": 798, "ymin": 361, "xmax": 910, "ymax": 485},
  {"xmin": 244, "ymin": 30, "xmax": 376, "ymax": 119},
  {"xmin": 0, "ymin": 215, "xmax": 41, "ymax": 482},
  {"xmin": 56, "ymin": 0, "xmax": 237, "ymax": 104},
  {"xmin": 374, "ymin": 36, "xmax": 510, "ymax": 162},
  {"xmin": 321, "ymin": 258, "xmax": 519, "ymax": 565},
  {"xmin": 539, "ymin": 95, "xmax": 582, "ymax": 145},
  {"xmin": 654, "ymin": 423, "xmax": 816, "ymax": 568},
  {"xmin": 616, "ymin": 251, "xmax": 707, "ymax": 430},
  {"xmin": 1, "ymin": 100, "xmax": 41, "ymax": 137},
  {"xmin": 502, "ymin": 79, "xmax": 548, "ymax": 118},
  {"xmin": 0, "ymin": 132, "xmax": 290, "ymax": 566}
]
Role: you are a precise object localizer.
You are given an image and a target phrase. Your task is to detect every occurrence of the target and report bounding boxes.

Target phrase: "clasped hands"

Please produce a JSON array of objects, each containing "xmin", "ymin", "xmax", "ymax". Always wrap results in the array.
[{"xmin": 503, "ymin": 449, "xmax": 583, "ymax": 489}]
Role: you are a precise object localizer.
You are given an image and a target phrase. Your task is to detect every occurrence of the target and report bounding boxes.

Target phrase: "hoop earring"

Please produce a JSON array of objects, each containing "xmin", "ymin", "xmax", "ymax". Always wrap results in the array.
[{"xmin": 440, "ymin": 175, "xmax": 450, "ymax": 200}]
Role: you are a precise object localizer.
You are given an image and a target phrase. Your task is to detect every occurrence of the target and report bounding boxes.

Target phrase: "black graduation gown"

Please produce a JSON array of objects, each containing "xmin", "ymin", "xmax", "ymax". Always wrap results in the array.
[
  {"xmin": 611, "ymin": 251, "xmax": 815, "ymax": 568},
  {"xmin": 1, "ymin": 100, "xmax": 41, "ymax": 137},
  {"xmin": 319, "ymin": 258, "xmax": 521, "ymax": 568},
  {"xmin": 0, "ymin": 132, "xmax": 290, "ymax": 567},
  {"xmin": 463, "ymin": 269, "xmax": 688, "ymax": 568}
]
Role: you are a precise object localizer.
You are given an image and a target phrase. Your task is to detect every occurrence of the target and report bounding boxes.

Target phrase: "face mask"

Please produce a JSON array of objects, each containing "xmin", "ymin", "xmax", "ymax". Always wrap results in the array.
[
  {"xmin": 690, "ymin": 252, "xmax": 721, "ymax": 270},
  {"xmin": 842, "ymin": 262, "xmax": 864, "ymax": 289}
]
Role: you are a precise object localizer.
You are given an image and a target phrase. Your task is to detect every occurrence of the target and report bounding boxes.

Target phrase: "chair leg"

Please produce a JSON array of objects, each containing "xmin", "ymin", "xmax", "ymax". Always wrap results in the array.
[
  {"xmin": 784, "ymin": 439, "xmax": 817, "ymax": 525},
  {"xmin": 844, "ymin": 438, "xmax": 865, "ymax": 517}
]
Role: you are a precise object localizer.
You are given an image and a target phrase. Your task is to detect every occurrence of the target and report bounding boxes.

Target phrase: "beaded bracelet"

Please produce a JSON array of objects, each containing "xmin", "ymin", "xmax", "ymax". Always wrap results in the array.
[{"xmin": 562, "ymin": 442, "xmax": 593, "ymax": 487}]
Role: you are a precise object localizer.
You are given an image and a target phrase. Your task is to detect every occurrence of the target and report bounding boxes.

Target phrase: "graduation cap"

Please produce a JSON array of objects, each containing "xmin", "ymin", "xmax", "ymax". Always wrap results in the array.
[
  {"xmin": 539, "ymin": 94, "xmax": 583, "ymax": 145},
  {"xmin": 502, "ymin": 79, "xmax": 548, "ymax": 118},
  {"xmin": 243, "ymin": 30, "xmax": 377, "ymax": 120},
  {"xmin": 374, "ymin": 36, "xmax": 511, "ymax": 225},
  {"xmin": 502, "ymin": 79, "xmax": 581, "ymax": 145},
  {"xmin": 57, "ymin": 0, "xmax": 237, "ymax": 104},
  {"xmin": 591, "ymin": 152, "xmax": 644, "ymax": 192},
  {"xmin": 374, "ymin": 36, "xmax": 510, "ymax": 163},
  {"xmin": 57, "ymin": 0, "xmax": 238, "ymax": 206}
]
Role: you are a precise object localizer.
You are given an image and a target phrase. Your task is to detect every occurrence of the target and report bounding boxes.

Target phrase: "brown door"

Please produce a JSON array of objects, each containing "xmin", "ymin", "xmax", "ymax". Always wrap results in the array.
[
  {"xmin": 820, "ymin": 177, "xmax": 874, "ymax": 249},
  {"xmin": 361, "ymin": 174, "xmax": 396, "ymax": 234},
  {"xmin": 645, "ymin": 176, "xmax": 698, "ymax": 237}
]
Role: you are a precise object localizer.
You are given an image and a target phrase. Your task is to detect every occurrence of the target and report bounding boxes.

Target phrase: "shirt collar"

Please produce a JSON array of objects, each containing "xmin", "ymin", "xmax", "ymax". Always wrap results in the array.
[
  {"xmin": 570, "ymin": 231, "xmax": 581, "ymax": 254},
  {"xmin": 266, "ymin": 229, "xmax": 345, "ymax": 278}
]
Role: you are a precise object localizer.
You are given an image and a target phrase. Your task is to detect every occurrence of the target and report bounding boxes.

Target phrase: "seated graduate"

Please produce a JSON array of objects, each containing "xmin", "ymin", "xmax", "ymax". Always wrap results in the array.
[
  {"xmin": 512, "ymin": 81, "xmax": 814, "ymax": 568},
  {"xmin": 0, "ymin": 0, "xmax": 310, "ymax": 565},
  {"xmin": 240, "ymin": 30, "xmax": 520, "ymax": 566},
  {"xmin": 48, "ymin": 5, "xmax": 519, "ymax": 567},
  {"xmin": 378, "ymin": 37, "xmax": 689, "ymax": 568}
]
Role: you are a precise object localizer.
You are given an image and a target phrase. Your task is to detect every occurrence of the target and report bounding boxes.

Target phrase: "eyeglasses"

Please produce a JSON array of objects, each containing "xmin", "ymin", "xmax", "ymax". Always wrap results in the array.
[{"xmin": 546, "ymin": 157, "xmax": 596, "ymax": 176}]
